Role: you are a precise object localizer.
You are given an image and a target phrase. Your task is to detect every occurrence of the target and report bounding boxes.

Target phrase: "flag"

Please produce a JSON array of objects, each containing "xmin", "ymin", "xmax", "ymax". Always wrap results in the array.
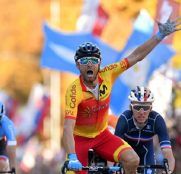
[
  {"xmin": 16, "ymin": 84, "xmax": 50, "ymax": 145},
  {"xmin": 92, "ymin": 5, "xmax": 109, "ymax": 36},
  {"xmin": 76, "ymin": 0, "xmax": 99, "ymax": 33},
  {"xmin": 34, "ymin": 94, "xmax": 50, "ymax": 134},
  {"xmin": 76, "ymin": 0, "xmax": 109, "ymax": 36},
  {"xmin": 40, "ymin": 22, "xmax": 120, "ymax": 74},
  {"xmin": 110, "ymin": 9, "xmax": 176, "ymax": 115}
]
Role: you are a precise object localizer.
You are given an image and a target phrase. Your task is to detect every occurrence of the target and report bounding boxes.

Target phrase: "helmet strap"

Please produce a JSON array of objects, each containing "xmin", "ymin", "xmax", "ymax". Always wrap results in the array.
[{"xmin": 98, "ymin": 64, "xmax": 101, "ymax": 72}]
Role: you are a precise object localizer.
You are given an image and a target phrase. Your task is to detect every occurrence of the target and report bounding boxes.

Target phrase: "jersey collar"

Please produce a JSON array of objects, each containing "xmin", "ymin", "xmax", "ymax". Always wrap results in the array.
[{"xmin": 133, "ymin": 117, "xmax": 148, "ymax": 129}]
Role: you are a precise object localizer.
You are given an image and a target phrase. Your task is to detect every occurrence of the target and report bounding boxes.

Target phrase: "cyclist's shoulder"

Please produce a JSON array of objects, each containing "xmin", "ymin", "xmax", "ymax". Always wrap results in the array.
[
  {"xmin": 1, "ymin": 115, "xmax": 14, "ymax": 126},
  {"xmin": 66, "ymin": 77, "xmax": 82, "ymax": 91},
  {"xmin": 1, "ymin": 115, "xmax": 10, "ymax": 121},
  {"xmin": 149, "ymin": 110, "xmax": 163, "ymax": 120},
  {"xmin": 120, "ymin": 110, "xmax": 133, "ymax": 120}
]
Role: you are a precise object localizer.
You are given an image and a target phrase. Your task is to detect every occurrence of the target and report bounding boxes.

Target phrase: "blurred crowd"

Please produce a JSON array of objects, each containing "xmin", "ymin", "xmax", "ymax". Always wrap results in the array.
[{"xmin": 16, "ymin": 138, "xmax": 66, "ymax": 174}]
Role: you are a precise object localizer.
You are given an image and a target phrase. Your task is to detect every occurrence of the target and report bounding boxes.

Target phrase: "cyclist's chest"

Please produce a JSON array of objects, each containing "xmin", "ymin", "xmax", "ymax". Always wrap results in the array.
[
  {"xmin": 127, "ymin": 127, "xmax": 155, "ymax": 138},
  {"xmin": 125, "ymin": 122, "xmax": 156, "ymax": 146},
  {"xmin": 129, "ymin": 118, "xmax": 156, "ymax": 135},
  {"xmin": 76, "ymin": 79, "xmax": 112, "ymax": 119},
  {"xmin": 77, "ymin": 95, "xmax": 110, "ymax": 118}
]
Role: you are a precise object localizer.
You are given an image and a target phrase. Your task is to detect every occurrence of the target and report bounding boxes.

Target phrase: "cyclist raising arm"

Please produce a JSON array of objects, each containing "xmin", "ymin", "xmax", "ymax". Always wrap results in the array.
[
  {"xmin": 63, "ymin": 15, "xmax": 180, "ymax": 174},
  {"xmin": 0, "ymin": 102, "xmax": 17, "ymax": 172},
  {"xmin": 115, "ymin": 86, "xmax": 175, "ymax": 174}
]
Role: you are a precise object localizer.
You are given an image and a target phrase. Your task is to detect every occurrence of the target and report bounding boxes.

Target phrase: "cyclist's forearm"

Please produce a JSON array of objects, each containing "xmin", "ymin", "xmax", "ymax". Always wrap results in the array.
[
  {"xmin": 7, "ymin": 145, "xmax": 16, "ymax": 169},
  {"xmin": 127, "ymin": 35, "xmax": 161, "ymax": 67},
  {"xmin": 63, "ymin": 131, "xmax": 75, "ymax": 154},
  {"xmin": 63, "ymin": 119, "xmax": 76, "ymax": 154}
]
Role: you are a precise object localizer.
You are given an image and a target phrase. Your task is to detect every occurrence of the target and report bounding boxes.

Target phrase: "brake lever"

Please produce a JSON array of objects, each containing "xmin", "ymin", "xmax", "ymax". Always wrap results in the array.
[
  {"xmin": 61, "ymin": 160, "xmax": 69, "ymax": 174},
  {"xmin": 163, "ymin": 158, "xmax": 169, "ymax": 174}
]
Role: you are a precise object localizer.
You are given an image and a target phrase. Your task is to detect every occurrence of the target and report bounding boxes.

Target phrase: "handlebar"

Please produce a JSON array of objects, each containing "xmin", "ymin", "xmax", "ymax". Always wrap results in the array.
[
  {"xmin": 61, "ymin": 159, "xmax": 170, "ymax": 174},
  {"xmin": 0, "ymin": 168, "xmax": 16, "ymax": 174},
  {"xmin": 61, "ymin": 161, "xmax": 121, "ymax": 174},
  {"xmin": 137, "ymin": 159, "xmax": 170, "ymax": 174}
]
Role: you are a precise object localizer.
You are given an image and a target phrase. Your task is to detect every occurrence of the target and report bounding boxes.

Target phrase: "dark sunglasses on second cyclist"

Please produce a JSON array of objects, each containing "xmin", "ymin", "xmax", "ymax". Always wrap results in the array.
[
  {"xmin": 131, "ymin": 104, "xmax": 151, "ymax": 111},
  {"xmin": 78, "ymin": 57, "xmax": 100, "ymax": 65}
]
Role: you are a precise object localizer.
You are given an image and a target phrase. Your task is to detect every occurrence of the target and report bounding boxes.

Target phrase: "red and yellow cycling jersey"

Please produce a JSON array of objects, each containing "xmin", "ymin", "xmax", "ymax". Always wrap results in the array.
[{"xmin": 65, "ymin": 58, "xmax": 129, "ymax": 138}]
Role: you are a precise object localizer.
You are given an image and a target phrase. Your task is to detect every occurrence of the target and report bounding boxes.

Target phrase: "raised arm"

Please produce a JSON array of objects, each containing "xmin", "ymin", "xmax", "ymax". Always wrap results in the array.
[{"xmin": 127, "ymin": 15, "xmax": 181, "ymax": 67}]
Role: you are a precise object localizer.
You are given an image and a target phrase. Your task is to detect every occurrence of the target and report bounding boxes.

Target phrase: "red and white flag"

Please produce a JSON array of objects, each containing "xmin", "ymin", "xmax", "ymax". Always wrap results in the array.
[
  {"xmin": 92, "ymin": 5, "xmax": 109, "ymax": 36},
  {"xmin": 76, "ymin": 0, "xmax": 109, "ymax": 37}
]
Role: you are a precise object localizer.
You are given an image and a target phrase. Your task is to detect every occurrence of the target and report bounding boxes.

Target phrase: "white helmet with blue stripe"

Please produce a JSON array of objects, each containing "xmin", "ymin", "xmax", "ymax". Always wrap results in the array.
[{"xmin": 128, "ymin": 86, "xmax": 154, "ymax": 103}]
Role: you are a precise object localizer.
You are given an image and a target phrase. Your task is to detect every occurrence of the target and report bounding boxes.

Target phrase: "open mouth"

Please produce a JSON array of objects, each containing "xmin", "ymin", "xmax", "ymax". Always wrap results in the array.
[{"xmin": 87, "ymin": 70, "xmax": 93, "ymax": 77}]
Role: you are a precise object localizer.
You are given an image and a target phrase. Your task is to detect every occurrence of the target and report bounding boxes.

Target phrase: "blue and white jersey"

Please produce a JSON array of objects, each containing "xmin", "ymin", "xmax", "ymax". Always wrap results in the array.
[
  {"xmin": 115, "ymin": 110, "xmax": 171, "ymax": 166},
  {"xmin": 0, "ymin": 115, "xmax": 16, "ymax": 146}
]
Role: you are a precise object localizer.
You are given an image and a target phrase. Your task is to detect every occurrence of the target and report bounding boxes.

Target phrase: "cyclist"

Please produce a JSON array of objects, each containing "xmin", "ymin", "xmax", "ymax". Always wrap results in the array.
[
  {"xmin": 115, "ymin": 86, "xmax": 175, "ymax": 174},
  {"xmin": 63, "ymin": 16, "xmax": 180, "ymax": 174},
  {"xmin": 0, "ymin": 102, "xmax": 17, "ymax": 172}
]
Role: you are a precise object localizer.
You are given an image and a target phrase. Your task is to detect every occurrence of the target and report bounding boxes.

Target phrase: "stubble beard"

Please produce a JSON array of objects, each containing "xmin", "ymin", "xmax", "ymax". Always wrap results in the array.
[{"xmin": 83, "ymin": 70, "xmax": 99, "ymax": 86}]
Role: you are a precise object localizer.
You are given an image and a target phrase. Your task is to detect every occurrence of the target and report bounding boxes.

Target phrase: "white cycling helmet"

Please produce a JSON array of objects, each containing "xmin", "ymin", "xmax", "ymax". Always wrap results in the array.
[
  {"xmin": 0, "ymin": 102, "xmax": 5, "ymax": 116},
  {"xmin": 128, "ymin": 86, "xmax": 154, "ymax": 103}
]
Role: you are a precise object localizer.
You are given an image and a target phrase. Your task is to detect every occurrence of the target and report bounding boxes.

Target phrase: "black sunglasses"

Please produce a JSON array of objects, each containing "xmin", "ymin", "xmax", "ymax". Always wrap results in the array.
[{"xmin": 131, "ymin": 104, "xmax": 151, "ymax": 111}]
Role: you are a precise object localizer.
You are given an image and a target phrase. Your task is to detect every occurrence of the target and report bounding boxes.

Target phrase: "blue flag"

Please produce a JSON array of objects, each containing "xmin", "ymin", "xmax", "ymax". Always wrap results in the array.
[{"xmin": 40, "ymin": 23, "xmax": 120, "ymax": 74}]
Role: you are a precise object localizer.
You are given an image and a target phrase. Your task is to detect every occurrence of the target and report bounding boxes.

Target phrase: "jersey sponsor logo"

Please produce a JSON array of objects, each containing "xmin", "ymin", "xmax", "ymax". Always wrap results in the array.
[
  {"xmin": 80, "ymin": 103, "xmax": 109, "ymax": 117},
  {"xmin": 65, "ymin": 109, "xmax": 74, "ymax": 116},
  {"xmin": 146, "ymin": 124, "xmax": 151, "ymax": 130},
  {"xmin": 101, "ymin": 64, "xmax": 117, "ymax": 72},
  {"xmin": 92, "ymin": 103, "xmax": 109, "ymax": 113},
  {"xmin": 99, "ymin": 84, "xmax": 108, "ymax": 98},
  {"xmin": 70, "ymin": 84, "xmax": 76, "ymax": 108}
]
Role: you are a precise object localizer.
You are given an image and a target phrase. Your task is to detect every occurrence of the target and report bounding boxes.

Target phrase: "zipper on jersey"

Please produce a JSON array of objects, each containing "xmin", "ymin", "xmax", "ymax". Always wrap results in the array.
[
  {"xmin": 136, "ymin": 130, "xmax": 141, "ymax": 146},
  {"xmin": 95, "ymin": 85, "xmax": 100, "ymax": 129}
]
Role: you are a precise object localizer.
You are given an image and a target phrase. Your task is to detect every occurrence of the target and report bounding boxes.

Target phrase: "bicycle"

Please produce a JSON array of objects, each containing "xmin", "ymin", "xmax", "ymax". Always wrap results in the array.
[
  {"xmin": 61, "ymin": 149, "xmax": 171, "ymax": 174},
  {"xmin": 0, "ymin": 168, "xmax": 16, "ymax": 174}
]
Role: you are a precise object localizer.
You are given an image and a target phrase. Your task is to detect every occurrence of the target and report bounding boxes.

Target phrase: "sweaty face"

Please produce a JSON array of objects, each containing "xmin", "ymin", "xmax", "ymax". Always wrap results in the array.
[
  {"xmin": 76, "ymin": 57, "xmax": 101, "ymax": 84},
  {"xmin": 131, "ymin": 102, "xmax": 152, "ymax": 124}
]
